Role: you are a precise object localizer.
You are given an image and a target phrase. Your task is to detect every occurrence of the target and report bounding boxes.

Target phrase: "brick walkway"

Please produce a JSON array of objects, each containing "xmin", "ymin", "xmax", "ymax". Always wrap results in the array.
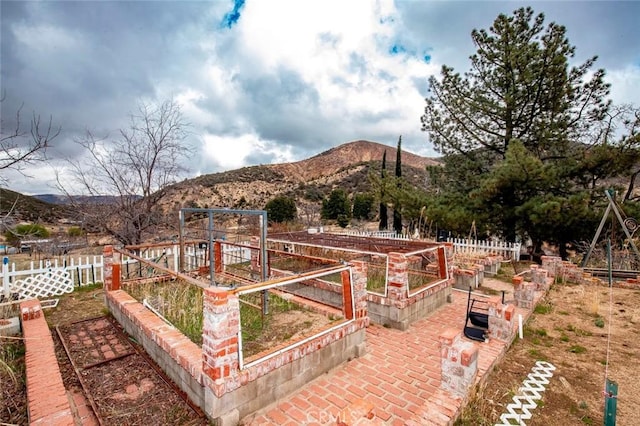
[{"xmin": 243, "ymin": 289, "xmax": 531, "ymax": 425}]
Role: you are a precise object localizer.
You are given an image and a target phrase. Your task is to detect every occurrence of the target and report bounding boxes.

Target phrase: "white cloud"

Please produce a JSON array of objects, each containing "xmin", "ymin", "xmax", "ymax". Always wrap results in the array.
[
  {"xmin": 201, "ymin": 133, "xmax": 295, "ymax": 172},
  {"xmin": 608, "ymin": 65, "xmax": 640, "ymax": 106},
  {"xmin": 2, "ymin": 0, "xmax": 639, "ymax": 194}
]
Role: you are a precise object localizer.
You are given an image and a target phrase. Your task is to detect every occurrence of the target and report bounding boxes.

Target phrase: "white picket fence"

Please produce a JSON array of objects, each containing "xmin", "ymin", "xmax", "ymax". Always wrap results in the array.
[
  {"xmin": 1, "ymin": 243, "xmax": 253, "ymax": 300},
  {"xmin": 340, "ymin": 230, "xmax": 411, "ymax": 240},
  {"xmin": 447, "ymin": 238, "xmax": 522, "ymax": 261}
]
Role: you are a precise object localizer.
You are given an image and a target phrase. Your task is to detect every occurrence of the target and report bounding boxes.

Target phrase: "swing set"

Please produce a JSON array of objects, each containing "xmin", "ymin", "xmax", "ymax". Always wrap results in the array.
[{"xmin": 582, "ymin": 190, "xmax": 640, "ymax": 425}]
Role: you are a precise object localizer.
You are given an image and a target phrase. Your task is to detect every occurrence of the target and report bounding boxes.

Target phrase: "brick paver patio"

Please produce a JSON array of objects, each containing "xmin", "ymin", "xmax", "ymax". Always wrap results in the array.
[{"xmin": 242, "ymin": 288, "xmax": 533, "ymax": 425}]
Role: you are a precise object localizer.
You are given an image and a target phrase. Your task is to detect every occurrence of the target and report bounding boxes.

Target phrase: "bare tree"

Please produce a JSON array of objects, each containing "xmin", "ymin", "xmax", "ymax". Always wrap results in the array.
[
  {"xmin": 60, "ymin": 99, "xmax": 193, "ymax": 245},
  {"xmin": 1, "ymin": 98, "xmax": 60, "ymax": 186}
]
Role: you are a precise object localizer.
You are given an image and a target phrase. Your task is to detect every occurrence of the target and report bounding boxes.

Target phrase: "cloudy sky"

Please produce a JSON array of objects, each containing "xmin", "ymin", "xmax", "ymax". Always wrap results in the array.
[{"xmin": 2, "ymin": 0, "xmax": 639, "ymax": 195}]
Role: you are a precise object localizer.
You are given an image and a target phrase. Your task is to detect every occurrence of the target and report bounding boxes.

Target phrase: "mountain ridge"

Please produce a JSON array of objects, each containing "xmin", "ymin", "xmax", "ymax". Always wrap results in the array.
[
  {"xmin": 14, "ymin": 140, "xmax": 438, "ymax": 223},
  {"xmin": 161, "ymin": 139, "xmax": 439, "ymax": 212}
]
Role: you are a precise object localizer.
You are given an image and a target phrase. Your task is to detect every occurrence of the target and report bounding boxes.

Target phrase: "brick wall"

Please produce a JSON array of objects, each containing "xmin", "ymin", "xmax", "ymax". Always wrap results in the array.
[
  {"xmin": 541, "ymin": 255, "xmax": 640, "ymax": 289},
  {"xmin": 20, "ymin": 299, "xmax": 75, "ymax": 425},
  {"xmin": 367, "ymin": 251, "xmax": 452, "ymax": 330},
  {"xmin": 438, "ymin": 328, "xmax": 478, "ymax": 398}
]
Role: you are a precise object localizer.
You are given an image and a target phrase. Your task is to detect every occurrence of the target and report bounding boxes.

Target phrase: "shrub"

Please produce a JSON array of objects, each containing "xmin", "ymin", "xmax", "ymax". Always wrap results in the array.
[
  {"xmin": 4, "ymin": 223, "xmax": 50, "ymax": 246},
  {"xmin": 67, "ymin": 226, "xmax": 84, "ymax": 237},
  {"xmin": 594, "ymin": 316, "xmax": 605, "ymax": 328},
  {"xmin": 265, "ymin": 196, "xmax": 297, "ymax": 223}
]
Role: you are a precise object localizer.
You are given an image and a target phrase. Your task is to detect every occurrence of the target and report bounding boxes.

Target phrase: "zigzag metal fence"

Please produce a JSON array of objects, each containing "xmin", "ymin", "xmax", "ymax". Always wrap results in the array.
[{"xmin": 496, "ymin": 361, "xmax": 556, "ymax": 426}]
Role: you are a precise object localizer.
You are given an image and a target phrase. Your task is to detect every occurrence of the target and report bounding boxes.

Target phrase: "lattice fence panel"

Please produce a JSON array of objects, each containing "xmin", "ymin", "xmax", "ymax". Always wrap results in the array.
[
  {"xmin": 13, "ymin": 268, "xmax": 75, "ymax": 300},
  {"xmin": 496, "ymin": 361, "xmax": 556, "ymax": 426}
]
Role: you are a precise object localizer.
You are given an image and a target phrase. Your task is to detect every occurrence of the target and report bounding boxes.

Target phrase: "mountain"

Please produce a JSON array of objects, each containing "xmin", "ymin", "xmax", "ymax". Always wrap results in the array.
[
  {"xmin": 161, "ymin": 140, "xmax": 440, "ymax": 212},
  {"xmin": 0, "ymin": 188, "xmax": 70, "ymax": 224},
  {"xmin": 15, "ymin": 140, "xmax": 439, "ymax": 224}
]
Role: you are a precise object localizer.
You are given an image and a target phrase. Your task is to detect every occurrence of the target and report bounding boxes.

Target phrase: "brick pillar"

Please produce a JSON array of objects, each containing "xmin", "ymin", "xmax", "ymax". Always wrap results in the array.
[
  {"xmin": 474, "ymin": 264, "xmax": 485, "ymax": 286},
  {"xmin": 350, "ymin": 261, "xmax": 369, "ymax": 326},
  {"xmin": 513, "ymin": 276, "xmax": 534, "ymax": 309},
  {"xmin": 439, "ymin": 328, "xmax": 478, "ymax": 398},
  {"xmin": 387, "ymin": 252, "xmax": 408, "ymax": 300},
  {"xmin": 103, "ymin": 245, "xmax": 121, "ymax": 291},
  {"xmin": 541, "ymin": 256, "xmax": 562, "ymax": 278},
  {"xmin": 202, "ymin": 287, "xmax": 240, "ymax": 397},
  {"xmin": 488, "ymin": 296, "xmax": 515, "ymax": 341},
  {"xmin": 530, "ymin": 264, "xmax": 550, "ymax": 291},
  {"xmin": 21, "ymin": 299, "xmax": 42, "ymax": 321}
]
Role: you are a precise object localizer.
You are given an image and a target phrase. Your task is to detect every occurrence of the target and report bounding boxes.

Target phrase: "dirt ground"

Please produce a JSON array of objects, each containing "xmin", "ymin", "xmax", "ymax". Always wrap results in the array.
[{"xmin": 459, "ymin": 278, "xmax": 640, "ymax": 426}]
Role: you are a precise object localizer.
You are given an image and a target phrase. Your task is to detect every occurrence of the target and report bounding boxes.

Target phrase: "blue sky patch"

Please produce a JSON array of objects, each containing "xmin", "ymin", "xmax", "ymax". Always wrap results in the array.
[
  {"xmin": 221, "ymin": 0, "xmax": 245, "ymax": 29},
  {"xmin": 389, "ymin": 44, "xmax": 406, "ymax": 55}
]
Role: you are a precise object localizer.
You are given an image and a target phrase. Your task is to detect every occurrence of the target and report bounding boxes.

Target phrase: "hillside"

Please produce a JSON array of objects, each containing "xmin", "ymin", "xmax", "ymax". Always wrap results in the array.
[
  {"xmin": 160, "ymin": 140, "xmax": 440, "ymax": 213},
  {"xmin": 15, "ymin": 140, "xmax": 439, "ymax": 225},
  {"xmin": 0, "ymin": 188, "xmax": 69, "ymax": 224}
]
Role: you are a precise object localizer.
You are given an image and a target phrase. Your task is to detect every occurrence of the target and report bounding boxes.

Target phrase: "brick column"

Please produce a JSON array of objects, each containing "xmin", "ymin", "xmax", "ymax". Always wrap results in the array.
[
  {"xmin": 387, "ymin": 252, "xmax": 408, "ymax": 300},
  {"xmin": 439, "ymin": 328, "xmax": 478, "ymax": 398},
  {"xmin": 513, "ymin": 276, "xmax": 534, "ymax": 309},
  {"xmin": 530, "ymin": 264, "xmax": 550, "ymax": 291},
  {"xmin": 541, "ymin": 255, "xmax": 562, "ymax": 278},
  {"xmin": 202, "ymin": 287, "xmax": 240, "ymax": 397},
  {"xmin": 487, "ymin": 296, "xmax": 515, "ymax": 341},
  {"xmin": 103, "ymin": 245, "xmax": 121, "ymax": 291},
  {"xmin": 350, "ymin": 260, "xmax": 369, "ymax": 326}
]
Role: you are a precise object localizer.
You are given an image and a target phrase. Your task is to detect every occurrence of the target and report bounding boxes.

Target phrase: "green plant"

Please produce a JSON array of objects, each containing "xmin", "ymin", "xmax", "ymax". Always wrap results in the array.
[
  {"xmin": 594, "ymin": 316, "xmax": 605, "ymax": 328},
  {"xmin": 122, "ymin": 279, "xmax": 204, "ymax": 345},
  {"xmin": 528, "ymin": 349, "xmax": 545, "ymax": 359},
  {"xmin": 366, "ymin": 266, "xmax": 387, "ymax": 293},
  {"xmin": 534, "ymin": 328, "xmax": 547, "ymax": 337},
  {"xmin": 581, "ymin": 416, "xmax": 594, "ymax": 425},
  {"xmin": 534, "ymin": 302, "xmax": 552, "ymax": 314},
  {"xmin": 4, "ymin": 223, "xmax": 50, "ymax": 246},
  {"xmin": 569, "ymin": 345, "xmax": 587, "ymax": 354},
  {"xmin": 560, "ymin": 333, "xmax": 570, "ymax": 342},
  {"xmin": 67, "ymin": 226, "xmax": 85, "ymax": 237}
]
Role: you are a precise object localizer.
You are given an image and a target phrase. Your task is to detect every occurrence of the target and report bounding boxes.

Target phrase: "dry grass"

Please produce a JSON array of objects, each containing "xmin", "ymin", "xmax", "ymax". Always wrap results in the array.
[{"xmin": 122, "ymin": 279, "xmax": 204, "ymax": 345}]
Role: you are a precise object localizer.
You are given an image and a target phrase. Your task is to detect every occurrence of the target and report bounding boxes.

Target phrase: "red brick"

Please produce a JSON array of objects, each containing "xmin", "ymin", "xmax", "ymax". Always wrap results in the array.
[
  {"xmin": 460, "ymin": 347, "xmax": 477, "ymax": 367},
  {"xmin": 266, "ymin": 408, "xmax": 288, "ymax": 424},
  {"xmin": 438, "ymin": 328, "xmax": 458, "ymax": 346},
  {"xmin": 504, "ymin": 304, "xmax": 515, "ymax": 321}
]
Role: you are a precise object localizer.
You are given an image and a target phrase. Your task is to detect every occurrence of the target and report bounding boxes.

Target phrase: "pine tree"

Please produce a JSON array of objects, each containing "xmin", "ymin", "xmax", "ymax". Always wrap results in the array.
[
  {"xmin": 420, "ymin": 7, "xmax": 610, "ymax": 243},
  {"xmin": 378, "ymin": 150, "xmax": 388, "ymax": 230},
  {"xmin": 393, "ymin": 136, "xmax": 403, "ymax": 234}
]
